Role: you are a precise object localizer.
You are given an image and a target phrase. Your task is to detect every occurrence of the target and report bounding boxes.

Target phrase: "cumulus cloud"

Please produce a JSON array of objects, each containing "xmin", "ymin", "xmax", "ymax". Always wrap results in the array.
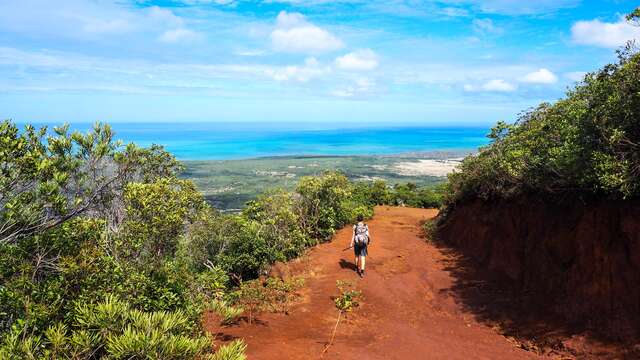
[
  {"xmin": 521, "ymin": 68, "xmax": 557, "ymax": 84},
  {"xmin": 482, "ymin": 79, "xmax": 516, "ymax": 91},
  {"xmin": 335, "ymin": 49, "xmax": 378, "ymax": 71},
  {"xmin": 0, "ymin": 1, "xmax": 201, "ymax": 45},
  {"xmin": 270, "ymin": 11, "xmax": 344, "ymax": 54},
  {"xmin": 571, "ymin": 17, "xmax": 640, "ymax": 48},
  {"xmin": 465, "ymin": 79, "xmax": 516, "ymax": 92},
  {"xmin": 264, "ymin": 57, "xmax": 330, "ymax": 82}
]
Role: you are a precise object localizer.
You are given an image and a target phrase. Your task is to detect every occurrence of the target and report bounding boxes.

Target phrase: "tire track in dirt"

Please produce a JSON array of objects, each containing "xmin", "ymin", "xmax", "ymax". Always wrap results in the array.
[{"xmin": 205, "ymin": 206, "xmax": 541, "ymax": 359}]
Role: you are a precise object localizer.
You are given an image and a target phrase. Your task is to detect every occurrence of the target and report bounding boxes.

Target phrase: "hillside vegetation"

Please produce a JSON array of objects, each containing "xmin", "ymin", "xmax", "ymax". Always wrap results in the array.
[
  {"xmin": 0, "ymin": 120, "xmax": 440, "ymax": 358},
  {"xmin": 443, "ymin": 44, "xmax": 639, "ymax": 207}
]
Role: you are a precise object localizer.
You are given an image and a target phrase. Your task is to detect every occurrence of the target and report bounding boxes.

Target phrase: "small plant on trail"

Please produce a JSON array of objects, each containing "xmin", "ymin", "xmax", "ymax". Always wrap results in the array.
[
  {"xmin": 334, "ymin": 280, "xmax": 362, "ymax": 312},
  {"xmin": 234, "ymin": 279, "xmax": 267, "ymax": 325},
  {"xmin": 264, "ymin": 276, "xmax": 305, "ymax": 314},
  {"xmin": 322, "ymin": 280, "xmax": 362, "ymax": 356},
  {"xmin": 234, "ymin": 276, "xmax": 305, "ymax": 324}
]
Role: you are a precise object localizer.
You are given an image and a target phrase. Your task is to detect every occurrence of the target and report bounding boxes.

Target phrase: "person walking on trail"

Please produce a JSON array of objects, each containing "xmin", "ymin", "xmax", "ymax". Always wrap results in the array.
[{"xmin": 350, "ymin": 214, "xmax": 371, "ymax": 278}]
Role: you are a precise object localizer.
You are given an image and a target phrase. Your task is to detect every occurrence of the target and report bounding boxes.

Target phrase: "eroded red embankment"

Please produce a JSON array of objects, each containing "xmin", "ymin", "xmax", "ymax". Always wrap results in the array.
[
  {"xmin": 439, "ymin": 198, "xmax": 640, "ymax": 341},
  {"xmin": 205, "ymin": 206, "xmax": 540, "ymax": 360}
]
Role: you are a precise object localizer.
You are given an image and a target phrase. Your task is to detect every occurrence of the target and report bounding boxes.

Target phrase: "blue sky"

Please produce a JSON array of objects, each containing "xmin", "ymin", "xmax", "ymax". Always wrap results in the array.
[{"xmin": 0, "ymin": 0, "xmax": 639, "ymax": 126}]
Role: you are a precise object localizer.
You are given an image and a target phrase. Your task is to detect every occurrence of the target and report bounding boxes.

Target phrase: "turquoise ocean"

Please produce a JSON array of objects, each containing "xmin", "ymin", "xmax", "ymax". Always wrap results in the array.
[{"xmin": 30, "ymin": 122, "xmax": 491, "ymax": 160}]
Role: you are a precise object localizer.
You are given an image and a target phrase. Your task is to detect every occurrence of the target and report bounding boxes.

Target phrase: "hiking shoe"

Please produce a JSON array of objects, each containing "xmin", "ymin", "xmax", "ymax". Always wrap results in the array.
[{"xmin": 358, "ymin": 270, "xmax": 364, "ymax": 278}]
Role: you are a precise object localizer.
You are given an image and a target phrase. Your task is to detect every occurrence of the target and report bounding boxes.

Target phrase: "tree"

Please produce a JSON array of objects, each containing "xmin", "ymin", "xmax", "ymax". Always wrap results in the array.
[
  {"xmin": 0, "ymin": 121, "xmax": 182, "ymax": 245},
  {"xmin": 626, "ymin": 7, "xmax": 640, "ymax": 25}
]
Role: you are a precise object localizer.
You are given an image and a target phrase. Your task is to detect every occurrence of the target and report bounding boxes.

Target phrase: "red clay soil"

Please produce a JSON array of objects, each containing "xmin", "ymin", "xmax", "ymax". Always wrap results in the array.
[{"xmin": 204, "ymin": 206, "xmax": 541, "ymax": 359}]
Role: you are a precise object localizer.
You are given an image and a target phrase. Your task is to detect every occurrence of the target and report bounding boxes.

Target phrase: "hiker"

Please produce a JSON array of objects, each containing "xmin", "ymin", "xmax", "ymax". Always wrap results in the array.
[{"xmin": 350, "ymin": 214, "xmax": 371, "ymax": 278}]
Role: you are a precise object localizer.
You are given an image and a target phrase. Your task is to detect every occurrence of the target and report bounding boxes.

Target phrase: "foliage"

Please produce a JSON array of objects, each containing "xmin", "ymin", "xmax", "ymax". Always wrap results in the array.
[
  {"xmin": 296, "ymin": 171, "xmax": 354, "ymax": 240},
  {"xmin": 334, "ymin": 280, "xmax": 361, "ymax": 312},
  {"xmin": 262, "ymin": 277, "xmax": 304, "ymax": 314},
  {"xmin": 119, "ymin": 178, "xmax": 207, "ymax": 265},
  {"xmin": 1, "ymin": 121, "xmax": 425, "ymax": 360},
  {"xmin": 208, "ymin": 300, "xmax": 244, "ymax": 326},
  {"xmin": 626, "ymin": 7, "xmax": 640, "ymax": 24},
  {"xmin": 0, "ymin": 295, "xmax": 212, "ymax": 359},
  {"xmin": 422, "ymin": 218, "xmax": 439, "ymax": 243},
  {"xmin": 0, "ymin": 121, "xmax": 182, "ymax": 245},
  {"xmin": 232, "ymin": 276, "xmax": 304, "ymax": 323},
  {"xmin": 243, "ymin": 190, "xmax": 309, "ymax": 260},
  {"xmin": 233, "ymin": 280, "xmax": 267, "ymax": 325},
  {"xmin": 443, "ymin": 45, "xmax": 640, "ymax": 207},
  {"xmin": 0, "ymin": 121, "xmax": 237, "ymax": 359},
  {"xmin": 207, "ymin": 339, "xmax": 247, "ymax": 360},
  {"xmin": 353, "ymin": 180, "xmax": 444, "ymax": 209}
]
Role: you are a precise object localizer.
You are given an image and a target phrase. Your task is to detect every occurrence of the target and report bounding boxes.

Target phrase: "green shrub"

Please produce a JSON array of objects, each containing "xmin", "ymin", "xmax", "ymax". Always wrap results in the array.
[
  {"xmin": 444, "ymin": 45, "xmax": 640, "ymax": 206},
  {"xmin": 208, "ymin": 339, "xmax": 247, "ymax": 360},
  {"xmin": 208, "ymin": 300, "xmax": 244, "ymax": 326},
  {"xmin": 296, "ymin": 171, "xmax": 354, "ymax": 240},
  {"xmin": 0, "ymin": 295, "xmax": 214, "ymax": 359},
  {"xmin": 243, "ymin": 190, "xmax": 309, "ymax": 260}
]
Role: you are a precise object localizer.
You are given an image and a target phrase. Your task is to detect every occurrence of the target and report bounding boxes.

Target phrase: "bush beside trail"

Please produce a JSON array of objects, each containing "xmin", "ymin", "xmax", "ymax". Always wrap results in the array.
[{"xmin": 441, "ymin": 44, "xmax": 640, "ymax": 210}]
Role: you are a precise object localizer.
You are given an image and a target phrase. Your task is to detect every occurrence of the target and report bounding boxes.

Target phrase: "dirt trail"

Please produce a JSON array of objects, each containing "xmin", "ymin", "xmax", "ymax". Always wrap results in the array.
[{"xmin": 206, "ymin": 206, "xmax": 541, "ymax": 359}]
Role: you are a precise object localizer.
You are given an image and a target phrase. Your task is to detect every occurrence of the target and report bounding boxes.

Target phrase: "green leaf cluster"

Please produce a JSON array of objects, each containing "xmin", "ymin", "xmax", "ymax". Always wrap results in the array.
[{"xmin": 444, "ymin": 46, "xmax": 640, "ymax": 206}]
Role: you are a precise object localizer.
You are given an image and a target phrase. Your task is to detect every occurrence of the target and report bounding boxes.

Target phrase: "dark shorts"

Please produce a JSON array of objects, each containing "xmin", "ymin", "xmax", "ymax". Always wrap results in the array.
[{"xmin": 354, "ymin": 243, "xmax": 368, "ymax": 257}]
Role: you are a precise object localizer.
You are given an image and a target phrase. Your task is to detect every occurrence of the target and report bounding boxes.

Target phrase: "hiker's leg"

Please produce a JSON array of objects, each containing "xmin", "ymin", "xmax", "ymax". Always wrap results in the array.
[
  {"xmin": 354, "ymin": 256, "xmax": 359, "ymax": 269},
  {"xmin": 360, "ymin": 256, "xmax": 366, "ymax": 270}
]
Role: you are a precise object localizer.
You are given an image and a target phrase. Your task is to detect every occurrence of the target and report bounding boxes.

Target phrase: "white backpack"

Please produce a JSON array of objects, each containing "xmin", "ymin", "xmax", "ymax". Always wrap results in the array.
[{"xmin": 354, "ymin": 223, "xmax": 369, "ymax": 245}]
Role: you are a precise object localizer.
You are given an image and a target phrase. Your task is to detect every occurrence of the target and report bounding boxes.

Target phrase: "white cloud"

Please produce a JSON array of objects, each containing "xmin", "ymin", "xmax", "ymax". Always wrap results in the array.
[
  {"xmin": 472, "ymin": 18, "xmax": 502, "ymax": 35},
  {"xmin": 0, "ymin": 1, "xmax": 200, "ymax": 43},
  {"xmin": 482, "ymin": 79, "xmax": 516, "ymax": 92},
  {"xmin": 271, "ymin": 11, "xmax": 344, "ymax": 54},
  {"xmin": 264, "ymin": 57, "xmax": 330, "ymax": 82},
  {"xmin": 465, "ymin": 79, "xmax": 516, "ymax": 92},
  {"xmin": 521, "ymin": 68, "xmax": 557, "ymax": 84},
  {"xmin": 571, "ymin": 17, "xmax": 640, "ymax": 48},
  {"xmin": 335, "ymin": 49, "xmax": 378, "ymax": 71},
  {"xmin": 0, "ymin": 46, "xmax": 330, "ymax": 92},
  {"xmin": 158, "ymin": 28, "xmax": 201, "ymax": 43}
]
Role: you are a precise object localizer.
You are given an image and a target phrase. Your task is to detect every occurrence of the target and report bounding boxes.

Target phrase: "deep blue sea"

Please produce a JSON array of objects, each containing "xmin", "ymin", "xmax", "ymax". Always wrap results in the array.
[{"xmin": 27, "ymin": 122, "xmax": 491, "ymax": 160}]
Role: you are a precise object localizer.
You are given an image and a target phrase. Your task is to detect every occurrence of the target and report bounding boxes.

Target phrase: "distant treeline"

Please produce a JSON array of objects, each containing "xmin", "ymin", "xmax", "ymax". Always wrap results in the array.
[{"xmin": 0, "ymin": 119, "xmax": 441, "ymax": 358}]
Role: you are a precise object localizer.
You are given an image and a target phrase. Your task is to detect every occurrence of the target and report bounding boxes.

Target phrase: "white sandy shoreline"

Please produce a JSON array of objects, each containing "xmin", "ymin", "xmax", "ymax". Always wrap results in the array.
[{"xmin": 392, "ymin": 158, "xmax": 463, "ymax": 177}]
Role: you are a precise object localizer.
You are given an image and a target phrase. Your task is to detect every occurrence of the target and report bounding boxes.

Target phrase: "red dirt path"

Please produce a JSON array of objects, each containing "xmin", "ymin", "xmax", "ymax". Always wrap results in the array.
[{"xmin": 205, "ymin": 206, "xmax": 541, "ymax": 359}]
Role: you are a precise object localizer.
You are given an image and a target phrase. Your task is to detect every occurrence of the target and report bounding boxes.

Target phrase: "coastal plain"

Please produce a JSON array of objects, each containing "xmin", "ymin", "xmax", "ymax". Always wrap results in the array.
[{"xmin": 182, "ymin": 154, "xmax": 464, "ymax": 210}]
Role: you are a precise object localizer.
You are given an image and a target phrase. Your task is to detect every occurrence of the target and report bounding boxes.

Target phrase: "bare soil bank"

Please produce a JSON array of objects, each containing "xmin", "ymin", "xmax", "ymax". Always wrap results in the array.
[{"xmin": 438, "ymin": 197, "xmax": 640, "ymax": 356}]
